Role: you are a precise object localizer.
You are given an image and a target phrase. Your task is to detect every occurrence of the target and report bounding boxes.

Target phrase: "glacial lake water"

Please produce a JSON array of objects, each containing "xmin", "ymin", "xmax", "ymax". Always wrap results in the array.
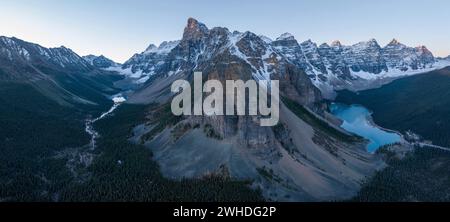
[{"xmin": 330, "ymin": 103, "xmax": 401, "ymax": 153}]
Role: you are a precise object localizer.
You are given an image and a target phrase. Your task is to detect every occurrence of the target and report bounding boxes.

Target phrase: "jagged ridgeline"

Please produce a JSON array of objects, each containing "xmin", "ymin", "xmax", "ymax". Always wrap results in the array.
[
  {"xmin": 122, "ymin": 18, "xmax": 383, "ymax": 201},
  {"xmin": 122, "ymin": 19, "xmax": 443, "ymax": 99}
]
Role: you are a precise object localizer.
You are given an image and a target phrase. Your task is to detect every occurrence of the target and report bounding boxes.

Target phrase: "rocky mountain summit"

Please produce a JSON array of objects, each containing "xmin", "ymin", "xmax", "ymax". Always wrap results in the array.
[
  {"xmin": 83, "ymin": 54, "xmax": 119, "ymax": 69},
  {"xmin": 118, "ymin": 21, "xmax": 443, "ymax": 98},
  {"xmin": 0, "ymin": 36, "xmax": 93, "ymax": 76},
  {"xmin": 0, "ymin": 36, "xmax": 120, "ymax": 105}
]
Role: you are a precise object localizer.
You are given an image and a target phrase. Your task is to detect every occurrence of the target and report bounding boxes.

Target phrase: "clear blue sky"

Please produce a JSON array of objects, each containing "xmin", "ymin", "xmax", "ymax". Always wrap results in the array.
[{"xmin": 1, "ymin": 0, "xmax": 449, "ymax": 62}]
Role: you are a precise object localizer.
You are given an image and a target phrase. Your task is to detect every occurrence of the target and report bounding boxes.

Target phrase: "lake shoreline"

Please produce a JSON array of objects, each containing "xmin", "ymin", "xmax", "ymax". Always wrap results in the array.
[{"xmin": 330, "ymin": 103, "xmax": 403, "ymax": 153}]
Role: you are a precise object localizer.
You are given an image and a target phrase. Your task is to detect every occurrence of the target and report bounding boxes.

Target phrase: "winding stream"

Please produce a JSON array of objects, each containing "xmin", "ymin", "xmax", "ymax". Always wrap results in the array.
[{"xmin": 85, "ymin": 94, "xmax": 126, "ymax": 150}]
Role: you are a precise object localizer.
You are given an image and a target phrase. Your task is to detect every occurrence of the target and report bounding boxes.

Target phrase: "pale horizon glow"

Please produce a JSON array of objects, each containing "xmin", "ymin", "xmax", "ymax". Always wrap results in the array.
[{"xmin": 1, "ymin": 0, "xmax": 449, "ymax": 63}]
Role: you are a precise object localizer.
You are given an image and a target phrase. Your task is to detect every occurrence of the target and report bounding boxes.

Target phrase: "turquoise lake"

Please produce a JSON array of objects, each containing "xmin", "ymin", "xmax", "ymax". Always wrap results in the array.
[{"xmin": 330, "ymin": 103, "xmax": 401, "ymax": 153}]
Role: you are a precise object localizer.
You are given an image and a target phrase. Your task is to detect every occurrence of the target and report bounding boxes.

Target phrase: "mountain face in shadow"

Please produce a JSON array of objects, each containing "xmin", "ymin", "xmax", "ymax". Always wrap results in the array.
[{"xmin": 337, "ymin": 67, "xmax": 450, "ymax": 148}]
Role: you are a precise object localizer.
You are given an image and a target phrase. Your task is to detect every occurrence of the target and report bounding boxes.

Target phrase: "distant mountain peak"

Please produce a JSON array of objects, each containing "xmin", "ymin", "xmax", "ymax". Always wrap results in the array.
[
  {"xmin": 0, "ymin": 36, "xmax": 93, "ymax": 71},
  {"xmin": 331, "ymin": 40, "xmax": 342, "ymax": 47},
  {"xmin": 319, "ymin": 43, "xmax": 330, "ymax": 48},
  {"xmin": 388, "ymin": 38, "xmax": 401, "ymax": 45},
  {"xmin": 416, "ymin": 45, "xmax": 431, "ymax": 54},
  {"xmin": 353, "ymin": 38, "xmax": 380, "ymax": 48},
  {"xmin": 143, "ymin": 40, "xmax": 180, "ymax": 55},
  {"xmin": 183, "ymin": 17, "xmax": 209, "ymax": 40},
  {"xmin": 276, "ymin": 32, "xmax": 295, "ymax": 41},
  {"xmin": 82, "ymin": 54, "xmax": 118, "ymax": 68},
  {"xmin": 367, "ymin": 38, "xmax": 379, "ymax": 46},
  {"xmin": 145, "ymin": 44, "xmax": 157, "ymax": 52},
  {"xmin": 187, "ymin": 17, "xmax": 203, "ymax": 28}
]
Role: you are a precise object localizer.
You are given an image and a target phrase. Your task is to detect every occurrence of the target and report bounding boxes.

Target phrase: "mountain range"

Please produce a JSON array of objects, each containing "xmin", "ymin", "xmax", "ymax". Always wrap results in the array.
[
  {"xmin": 95, "ymin": 18, "xmax": 449, "ymax": 97},
  {"xmin": 0, "ymin": 36, "xmax": 120, "ymax": 107},
  {"xmin": 82, "ymin": 54, "xmax": 119, "ymax": 69}
]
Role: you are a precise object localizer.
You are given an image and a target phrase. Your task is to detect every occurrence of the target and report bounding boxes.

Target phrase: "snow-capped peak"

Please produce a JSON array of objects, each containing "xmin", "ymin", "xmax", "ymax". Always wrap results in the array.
[
  {"xmin": 116, "ymin": 19, "xmax": 443, "ymax": 97},
  {"xmin": 259, "ymin": 35, "xmax": 273, "ymax": 44},
  {"xmin": 351, "ymin": 39, "xmax": 381, "ymax": 51},
  {"xmin": 330, "ymin": 40, "xmax": 342, "ymax": 47},
  {"xmin": 144, "ymin": 40, "xmax": 180, "ymax": 55},
  {"xmin": 416, "ymin": 45, "xmax": 431, "ymax": 54},
  {"xmin": 388, "ymin": 38, "xmax": 401, "ymax": 45},
  {"xmin": 364, "ymin": 38, "xmax": 380, "ymax": 47},
  {"xmin": 145, "ymin": 44, "xmax": 157, "ymax": 52},
  {"xmin": 82, "ymin": 54, "xmax": 118, "ymax": 69},
  {"xmin": 319, "ymin": 43, "xmax": 330, "ymax": 48},
  {"xmin": 276, "ymin": 32, "xmax": 295, "ymax": 41},
  {"xmin": 183, "ymin": 17, "xmax": 209, "ymax": 40},
  {"xmin": 0, "ymin": 36, "xmax": 92, "ymax": 70}
]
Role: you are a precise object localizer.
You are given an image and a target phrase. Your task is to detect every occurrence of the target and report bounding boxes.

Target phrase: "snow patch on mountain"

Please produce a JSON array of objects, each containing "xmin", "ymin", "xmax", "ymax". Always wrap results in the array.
[
  {"xmin": 276, "ymin": 33, "xmax": 295, "ymax": 41},
  {"xmin": 143, "ymin": 40, "xmax": 180, "ymax": 55},
  {"xmin": 0, "ymin": 36, "xmax": 93, "ymax": 71},
  {"xmin": 115, "ymin": 19, "xmax": 446, "ymax": 94}
]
